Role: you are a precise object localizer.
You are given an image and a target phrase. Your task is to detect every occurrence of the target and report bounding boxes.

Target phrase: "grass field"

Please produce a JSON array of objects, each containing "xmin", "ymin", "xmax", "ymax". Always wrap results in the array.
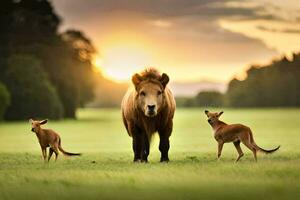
[{"xmin": 0, "ymin": 108, "xmax": 300, "ymax": 200}]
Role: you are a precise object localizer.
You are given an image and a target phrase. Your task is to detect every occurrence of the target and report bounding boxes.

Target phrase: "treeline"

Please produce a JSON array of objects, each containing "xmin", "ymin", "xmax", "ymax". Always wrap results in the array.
[
  {"xmin": 87, "ymin": 74, "xmax": 128, "ymax": 108},
  {"xmin": 176, "ymin": 91, "xmax": 223, "ymax": 107},
  {"xmin": 0, "ymin": 0, "xmax": 96, "ymax": 120},
  {"xmin": 177, "ymin": 53, "xmax": 300, "ymax": 107}
]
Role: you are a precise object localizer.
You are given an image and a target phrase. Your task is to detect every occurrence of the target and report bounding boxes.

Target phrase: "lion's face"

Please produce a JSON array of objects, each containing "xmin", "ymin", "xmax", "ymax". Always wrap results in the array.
[
  {"xmin": 136, "ymin": 82, "xmax": 164, "ymax": 117},
  {"xmin": 132, "ymin": 71, "xmax": 169, "ymax": 117}
]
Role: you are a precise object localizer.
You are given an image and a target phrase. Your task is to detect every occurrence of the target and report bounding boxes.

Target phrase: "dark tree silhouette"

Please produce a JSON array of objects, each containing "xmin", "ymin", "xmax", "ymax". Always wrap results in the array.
[
  {"xmin": 3, "ymin": 55, "xmax": 63, "ymax": 120},
  {"xmin": 0, "ymin": 0, "xmax": 96, "ymax": 120},
  {"xmin": 195, "ymin": 91, "xmax": 223, "ymax": 107},
  {"xmin": 0, "ymin": 82, "xmax": 10, "ymax": 120},
  {"xmin": 225, "ymin": 53, "xmax": 300, "ymax": 107}
]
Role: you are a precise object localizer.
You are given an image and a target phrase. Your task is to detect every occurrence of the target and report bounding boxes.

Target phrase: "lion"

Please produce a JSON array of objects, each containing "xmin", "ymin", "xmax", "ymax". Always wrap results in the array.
[{"xmin": 121, "ymin": 68, "xmax": 176, "ymax": 162}]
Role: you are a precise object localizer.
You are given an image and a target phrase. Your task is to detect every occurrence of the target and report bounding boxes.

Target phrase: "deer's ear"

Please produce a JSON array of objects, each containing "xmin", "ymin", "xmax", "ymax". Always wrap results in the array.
[
  {"xmin": 160, "ymin": 73, "xmax": 169, "ymax": 88},
  {"xmin": 204, "ymin": 110, "xmax": 209, "ymax": 116},
  {"xmin": 218, "ymin": 111, "xmax": 224, "ymax": 117},
  {"xmin": 39, "ymin": 119, "xmax": 48, "ymax": 125}
]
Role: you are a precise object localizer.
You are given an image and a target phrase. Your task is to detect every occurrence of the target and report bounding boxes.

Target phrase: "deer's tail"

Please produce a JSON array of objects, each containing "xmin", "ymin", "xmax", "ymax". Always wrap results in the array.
[
  {"xmin": 249, "ymin": 131, "xmax": 280, "ymax": 154},
  {"xmin": 58, "ymin": 139, "xmax": 81, "ymax": 156}
]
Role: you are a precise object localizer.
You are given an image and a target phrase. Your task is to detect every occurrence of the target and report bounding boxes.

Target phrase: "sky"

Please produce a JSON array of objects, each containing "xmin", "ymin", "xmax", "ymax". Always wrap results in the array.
[{"xmin": 52, "ymin": 0, "xmax": 300, "ymax": 83}]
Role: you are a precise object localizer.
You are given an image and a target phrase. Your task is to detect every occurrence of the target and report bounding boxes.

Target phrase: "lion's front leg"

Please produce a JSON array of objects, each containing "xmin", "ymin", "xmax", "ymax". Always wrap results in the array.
[
  {"xmin": 132, "ymin": 133, "xmax": 142, "ymax": 162},
  {"xmin": 128, "ymin": 122, "xmax": 142, "ymax": 162},
  {"xmin": 159, "ymin": 134, "xmax": 170, "ymax": 162},
  {"xmin": 141, "ymin": 133, "xmax": 149, "ymax": 162},
  {"xmin": 158, "ymin": 121, "xmax": 173, "ymax": 162}
]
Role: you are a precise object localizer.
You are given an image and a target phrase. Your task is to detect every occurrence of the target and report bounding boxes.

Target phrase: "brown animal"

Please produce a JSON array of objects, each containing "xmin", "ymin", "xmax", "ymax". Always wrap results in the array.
[
  {"xmin": 204, "ymin": 110, "xmax": 280, "ymax": 162},
  {"xmin": 29, "ymin": 119, "xmax": 81, "ymax": 162},
  {"xmin": 121, "ymin": 68, "xmax": 176, "ymax": 162}
]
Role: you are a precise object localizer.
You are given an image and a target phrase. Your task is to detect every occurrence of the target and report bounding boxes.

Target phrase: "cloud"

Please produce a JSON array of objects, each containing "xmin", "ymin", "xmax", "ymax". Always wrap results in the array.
[
  {"xmin": 148, "ymin": 20, "xmax": 172, "ymax": 28},
  {"xmin": 53, "ymin": 0, "xmax": 288, "ymax": 22},
  {"xmin": 257, "ymin": 25, "xmax": 300, "ymax": 34},
  {"xmin": 52, "ymin": 0, "xmax": 296, "ymax": 82}
]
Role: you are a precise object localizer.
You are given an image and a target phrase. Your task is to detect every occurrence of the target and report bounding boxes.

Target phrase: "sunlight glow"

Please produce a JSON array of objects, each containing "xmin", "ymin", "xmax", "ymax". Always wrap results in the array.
[
  {"xmin": 100, "ymin": 45, "xmax": 152, "ymax": 82},
  {"xmin": 93, "ymin": 57, "xmax": 103, "ymax": 68}
]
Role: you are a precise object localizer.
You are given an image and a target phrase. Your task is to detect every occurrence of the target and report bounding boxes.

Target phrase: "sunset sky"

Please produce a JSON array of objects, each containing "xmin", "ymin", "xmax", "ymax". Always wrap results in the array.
[{"xmin": 52, "ymin": 0, "xmax": 300, "ymax": 83}]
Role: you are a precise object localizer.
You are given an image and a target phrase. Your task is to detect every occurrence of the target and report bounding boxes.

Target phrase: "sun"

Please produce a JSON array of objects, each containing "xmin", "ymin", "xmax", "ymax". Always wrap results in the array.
[{"xmin": 98, "ymin": 45, "xmax": 152, "ymax": 82}]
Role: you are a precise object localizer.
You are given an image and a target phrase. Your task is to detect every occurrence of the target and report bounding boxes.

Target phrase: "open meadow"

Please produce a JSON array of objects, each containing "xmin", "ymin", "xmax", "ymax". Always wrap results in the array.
[{"xmin": 0, "ymin": 108, "xmax": 300, "ymax": 200}]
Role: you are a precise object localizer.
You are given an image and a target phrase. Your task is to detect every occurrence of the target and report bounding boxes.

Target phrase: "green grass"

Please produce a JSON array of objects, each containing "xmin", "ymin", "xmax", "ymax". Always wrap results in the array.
[{"xmin": 0, "ymin": 108, "xmax": 300, "ymax": 200}]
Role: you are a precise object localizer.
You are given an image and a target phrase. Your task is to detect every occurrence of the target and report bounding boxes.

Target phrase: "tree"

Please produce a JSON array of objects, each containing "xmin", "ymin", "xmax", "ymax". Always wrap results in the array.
[
  {"xmin": 174, "ymin": 97, "xmax": 195, "ymax": 107},
  {"xmin": 36, "ymin": 30, "xmax": 97, "ymax": 117},
  {"xmin": 60, "ymin": 30, "xmax": 96, "ymax": 107},
  {"xmin": 194, "ymin": 91, "xmax": 224, "ymax": 107},
  {"xmin": 225, "ymin": 54, "xmax": 300, "ymax": 107},
  {"xmin": 0, "ymin": 82, "xmax": 10, "ymax": 120},
  {"xmin": 0, "ymin": 0, "xmax": 96, "ymax": 119},
  {"xmin": 3, "ymin": 55, "xmax": 63, "ymax": 120}
]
